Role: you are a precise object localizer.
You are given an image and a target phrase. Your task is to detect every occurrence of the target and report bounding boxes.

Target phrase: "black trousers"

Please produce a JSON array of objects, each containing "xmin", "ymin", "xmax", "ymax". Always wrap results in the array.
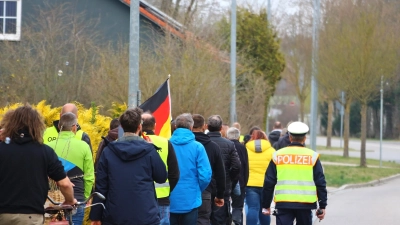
[
  {"xmin": 197, "ymin": 191, "xmax": 212, "ymax": 225},
  {"xmin": 231, "ymin": 187, "xmax": 245, "ymax": 225},
  {"xmin": 275, "ymin": 208, "xmax": 312, "ymax": 225},
  {"xmin": 210, "ymin": 196, "xmax": 231, "ymax": 225}
]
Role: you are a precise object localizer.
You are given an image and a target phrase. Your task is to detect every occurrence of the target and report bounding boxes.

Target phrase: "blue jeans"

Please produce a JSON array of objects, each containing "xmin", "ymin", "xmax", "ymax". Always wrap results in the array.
[
  {"xmin": 159, "ymin": 205, "xmax": 170, "ymax": 225},
  {"xmin": 170, "ymin": 208, "xmax": 198, "ymax": 225},
  {"xmin": 245, "ymin": 187, "xmax": 270, "ymax": 225},
  {"xmin": 72, "ymin": 206, "xmax": 84, "ymax": 225}
]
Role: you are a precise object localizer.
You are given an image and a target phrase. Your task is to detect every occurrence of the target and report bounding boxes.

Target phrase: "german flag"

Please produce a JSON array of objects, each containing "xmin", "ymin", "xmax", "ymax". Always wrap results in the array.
[{"xmin": 140, "ymin": 79, "xmax": 171, "ymax": 139}]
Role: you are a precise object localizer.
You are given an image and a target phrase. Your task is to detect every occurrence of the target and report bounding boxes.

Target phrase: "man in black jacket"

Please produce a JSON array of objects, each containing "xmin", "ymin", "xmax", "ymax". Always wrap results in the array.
[
  {"xmin": 273, "ymin": 122, "xmax": 293, "ymax": 150},
  {"xmin": 227, "ymin": 127, "xmax": 249, "ymax": 225},
  {"xmin": 207, "ymin": 115, "xmax": 241, "ymax": 225},
  {"xmin": 192, "ymin": 114, "xmax": 226, "ymax": 225},
  {"xmin": 90, "ymin": 108, "xmax": 167, "ymax": 225},
  {"xmin": 268, "ymin": 121, "xmax": 282, "ymax": 146}
]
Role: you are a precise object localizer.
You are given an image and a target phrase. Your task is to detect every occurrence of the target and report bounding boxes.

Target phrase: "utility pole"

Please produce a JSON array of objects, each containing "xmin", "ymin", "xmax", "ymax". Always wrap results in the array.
[
  {"xmin": 265, "ymin": 0, "xmax": 271, "ymax": 133},
  {"xmin": 128, "ymin": 0, "xmax": 140, "ymax": 108},
  {"xmin": 380, "ymin": 76, "xmax": 383, "ymax": 168},
  {"xmin": 310, "ymin": 0, "xmax": 320, "ymax": 151},
  {"xmin": 230, "ymin": 0, "xmax": 237, "ymax": 124}
]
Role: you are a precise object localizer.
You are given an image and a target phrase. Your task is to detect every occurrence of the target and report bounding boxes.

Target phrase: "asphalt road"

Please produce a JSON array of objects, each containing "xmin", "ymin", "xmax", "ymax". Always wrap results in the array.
[
  {"xmin": 314, "ymin": 176, "xmax": 400, "ymax": 225},
  {"xmin": 306, "ymin": 136, "xmax": 400, "ymax": 163}
]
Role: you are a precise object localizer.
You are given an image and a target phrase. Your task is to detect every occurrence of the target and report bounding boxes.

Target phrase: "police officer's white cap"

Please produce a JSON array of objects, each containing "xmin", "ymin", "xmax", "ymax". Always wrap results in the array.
[{"xmin": 288, "ymin": 122, "xmax": 309, "ymax": 136}]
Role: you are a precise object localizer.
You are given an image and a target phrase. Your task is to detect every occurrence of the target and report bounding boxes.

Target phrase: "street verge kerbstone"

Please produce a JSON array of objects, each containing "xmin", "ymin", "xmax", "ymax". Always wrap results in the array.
[{"xmin": 330, "ymin": 173, "xmax": 400, "ymax": 193}]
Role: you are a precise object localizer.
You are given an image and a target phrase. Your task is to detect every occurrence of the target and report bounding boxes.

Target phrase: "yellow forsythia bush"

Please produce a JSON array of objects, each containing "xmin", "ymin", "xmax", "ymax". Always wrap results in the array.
[
  {"xmin": 0, "ymin": 101, "xmax": 127, "ymax": 225},
  {"xmin": 0, "ymin": 100, "xmax": 113, "ymax": 156}
]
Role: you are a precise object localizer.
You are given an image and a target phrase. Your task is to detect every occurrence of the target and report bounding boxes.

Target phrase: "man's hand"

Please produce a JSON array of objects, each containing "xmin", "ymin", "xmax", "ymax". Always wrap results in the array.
[
  {"xmin": 214, "ymin": 197, "xmax": 224, "ymax": 207},
  {"xmin": 91, "ymin": 221, "xmax": 101, "ymax": 225},
  {"xmin": 62, "ymin": 198, "xmax": 78, "ymax": 206},
  {"xmin": 261, "ymin": 208, "xmax": 271, "ymax": 215},
  {"xmin": 142, "ymin": 134, "xmax": 153, "ymax": 143},
  {"xmin": 316, "ymin": 209, "xmax": 326, "ymax": 221}
]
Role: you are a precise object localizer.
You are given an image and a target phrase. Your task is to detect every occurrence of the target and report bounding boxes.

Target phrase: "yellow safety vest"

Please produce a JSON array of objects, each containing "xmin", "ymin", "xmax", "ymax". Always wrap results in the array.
[
  {"xmin": 239, "ymin": 135, "xmax": 244, "ymax": 143},
  {"xmin": 273, "ymin": 147, "xmax": 319, "ymax": 203},
  {"xmin": 148, "ymin": 134, "xmax": 170, "ymax": 198},
  {"xmin": 246, "ymin": 139, "xmax": 275, "ymax": 187},
  {"xmin": 43, "ymin": 126, "xmax": 84, "ymax": 144}
]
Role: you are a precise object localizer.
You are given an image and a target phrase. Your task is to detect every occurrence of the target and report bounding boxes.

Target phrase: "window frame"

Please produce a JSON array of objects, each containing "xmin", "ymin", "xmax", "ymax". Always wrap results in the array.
[{"xmin": 0, "ymin": 0, "xmax": 22, "ymax": 41}]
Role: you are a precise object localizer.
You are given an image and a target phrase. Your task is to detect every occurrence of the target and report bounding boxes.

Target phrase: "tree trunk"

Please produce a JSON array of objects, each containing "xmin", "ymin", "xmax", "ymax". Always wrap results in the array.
[
  {"xmin": 183, "ymin": 0, "xmax": 196, "ymax": 26},
  {"xmin": 326, "ymin": 100, "xmax": 334, "ymax": 148},
  {"xmin": 160, "ymin": 0, "xmax": 173, "ymax": 14},
  {"xmin": 385, "ymin": 104, "xmax": 393, "ymax": 139},
  {"xmin": 394, "ymin": 93, "xmax": 400, "ymax": 138},
  {"xmin": 263, "ymin": 96, "xmax": 269, "ymax": 130},
  {"xmin": 360, "ymin": 103, "xmax": 367, "ymax": 167},
  {"xmin": 299, "ymin": 98, "xmax": 305, "ymax": 122},
  {"xmin": 173, "ymin": 0, "xmax": 182, "ymax": 19},
  {"xmin": 343, "ymin": 100, "xmax": 351, "ymax": 157},
  {"xmin": 372, "ymin": 107, "xmax": 379, "ymax": 139}
]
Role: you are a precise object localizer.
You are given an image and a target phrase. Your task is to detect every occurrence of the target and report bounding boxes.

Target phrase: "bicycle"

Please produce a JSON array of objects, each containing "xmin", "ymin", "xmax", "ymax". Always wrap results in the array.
[{"xmin": 45, "ymin": 192, "xmax": 106, "ymax": 225}]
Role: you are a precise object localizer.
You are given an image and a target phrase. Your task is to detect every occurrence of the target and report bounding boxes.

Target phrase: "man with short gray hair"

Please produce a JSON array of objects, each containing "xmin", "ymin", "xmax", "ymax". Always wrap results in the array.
[
  {"xmin": 207, "ymin": 115, "xmax": 241, "ymax": 225},
  {"xmin": 44, "ymin": 103, "xmax": 92, "ymax": 151},
  {"xmin": 46, "ymin": 112, "xmax": 94, "ymax": 225},
  {"xmin": 169, "ymin": 113, "xmax": 212, "ymax": 224},
  {"xmin": 227, "ymin": 127, "xmax": 249, "ymax": 225}
]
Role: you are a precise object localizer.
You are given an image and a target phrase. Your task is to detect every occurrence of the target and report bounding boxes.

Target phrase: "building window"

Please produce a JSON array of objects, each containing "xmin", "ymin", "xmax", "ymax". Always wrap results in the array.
[{"xmin": 0, "ymin": 0, "xmax": 21, "ymax": 41}]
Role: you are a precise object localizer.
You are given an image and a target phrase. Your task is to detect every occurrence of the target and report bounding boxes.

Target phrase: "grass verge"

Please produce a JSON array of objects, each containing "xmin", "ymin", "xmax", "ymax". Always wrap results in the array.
[
  {"xmin": 323, "ymin": 165, "xmax": 400, "ymax": 187},
  {"xmin": 316, "ymin": 145, "xmax": 356, "ymax": 151},
  {"xmin": 319, "ymin": 154, "xmax": 400, "ymax": 168},
  {"xmin": 316, "ymin": 145, "xmax": 373, "ymax": 152}
]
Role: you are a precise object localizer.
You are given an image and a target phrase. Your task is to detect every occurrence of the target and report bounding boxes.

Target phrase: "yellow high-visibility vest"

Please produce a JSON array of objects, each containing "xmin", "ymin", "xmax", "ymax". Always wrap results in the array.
[
  {"xmin": 148, "ymin": 134, "xmax": 170, "ymax": 198},
  {"xmin": 43, "ymin": 126, "xmax": 84, "ymax": 144},
  {"xmin": 273, "ymin": 147, "xmax": 318, "ymax": 203}
]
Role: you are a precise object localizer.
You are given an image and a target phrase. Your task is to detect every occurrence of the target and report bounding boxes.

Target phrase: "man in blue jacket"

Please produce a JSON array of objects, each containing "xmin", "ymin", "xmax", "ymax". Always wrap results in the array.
[
  {"xmin": 89, "ymin": 107, "xmax": 167, "ymax": 225},
  {"xmin": 169, "ymin": 113, "xmax": 212, "ymax": 225}
]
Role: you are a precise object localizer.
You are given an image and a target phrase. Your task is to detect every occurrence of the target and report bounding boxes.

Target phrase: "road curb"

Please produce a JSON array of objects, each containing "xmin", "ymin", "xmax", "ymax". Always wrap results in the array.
[{"xmin": 330, "ymin": 173, "xmax": 400, "ymax": 193}]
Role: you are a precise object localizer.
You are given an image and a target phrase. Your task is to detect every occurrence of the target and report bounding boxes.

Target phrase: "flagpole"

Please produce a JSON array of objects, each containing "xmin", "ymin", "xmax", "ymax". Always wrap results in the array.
[
  {"xmin": 167, "ymin": 74, "xmax": 172, "ymax": 120},
  {"xmin": 230, "ymin": 0, "xmax": 237, "ymax": 124}
]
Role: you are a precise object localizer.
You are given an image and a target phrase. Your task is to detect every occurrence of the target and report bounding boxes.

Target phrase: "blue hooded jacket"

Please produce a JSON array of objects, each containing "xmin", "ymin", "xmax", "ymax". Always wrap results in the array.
[
  {"xmin": 169, "ymin": 128, "xmax": 212, "ymax": 213},
  {"xmin": 89, "ymin": 137, "xmax": 167, "ymax": 225}
]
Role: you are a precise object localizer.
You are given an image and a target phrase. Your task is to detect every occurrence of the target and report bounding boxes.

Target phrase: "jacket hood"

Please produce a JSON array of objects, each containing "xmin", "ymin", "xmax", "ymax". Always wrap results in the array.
[
  {"xmin": 193, "ymin": 132, "xmax": 211, "ymax": 145},
  {"xmin": 268, "ymin": 130, "xmax": 281, "ymax": 141},
  {"xmin": 170, "ymin": 128, "xmax": 195, "ymax": 145},
  {"xmin": 12, "ymin": 129, "xmax": 34, "ymax": 145},
  {"xmin": 107, "ymin": 139, "xmax": 155, "ymax": 161},
  {"xmin": 107, "ymin": 127, "xmax": 119, "ymax": 141},
  {"xmin": 246, "ymin": 139, "xmax": 272, "ymax": 153}
]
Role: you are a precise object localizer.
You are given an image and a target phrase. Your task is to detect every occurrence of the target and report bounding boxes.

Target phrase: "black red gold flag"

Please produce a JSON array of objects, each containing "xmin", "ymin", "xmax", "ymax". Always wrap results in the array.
[{"xmin": 139, "ymin": 79, "xmax": 171, "ymax": 138}]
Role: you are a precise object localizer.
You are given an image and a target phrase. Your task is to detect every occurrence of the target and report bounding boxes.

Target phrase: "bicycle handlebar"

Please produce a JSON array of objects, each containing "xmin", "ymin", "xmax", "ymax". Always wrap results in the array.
[{"xmin": 47, "ymin": 192, "xmax": 105, "ymax": 206}]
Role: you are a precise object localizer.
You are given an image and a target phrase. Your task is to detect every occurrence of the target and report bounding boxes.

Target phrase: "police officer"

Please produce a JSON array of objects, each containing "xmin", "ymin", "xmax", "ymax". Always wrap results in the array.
[
  {"xmin": 142, "ymin": 112, "xmax": 180, "ymax": 225},
  {"xmin": 43, "ymin": 103, "xmax": 92, "ymax": 151},
  {"xmin": 261, "ymin": 121, "xmax": 327, "ymax": 225}
]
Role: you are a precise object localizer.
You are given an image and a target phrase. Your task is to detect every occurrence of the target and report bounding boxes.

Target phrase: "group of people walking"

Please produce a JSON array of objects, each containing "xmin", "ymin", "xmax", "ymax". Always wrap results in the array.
[{"xmin": 0, "ymin": 103, "xmax": 327, "ymax": 225}]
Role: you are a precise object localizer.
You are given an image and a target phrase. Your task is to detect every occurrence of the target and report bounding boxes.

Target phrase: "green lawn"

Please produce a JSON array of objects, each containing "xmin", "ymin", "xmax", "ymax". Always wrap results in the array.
[
  {"xmin": 323, "ymin": 165, "xmax": 400, "ymax": 187},
  {"xmin": 319, "ymin": 154, "xmax": 400, "ymax": 168}
]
